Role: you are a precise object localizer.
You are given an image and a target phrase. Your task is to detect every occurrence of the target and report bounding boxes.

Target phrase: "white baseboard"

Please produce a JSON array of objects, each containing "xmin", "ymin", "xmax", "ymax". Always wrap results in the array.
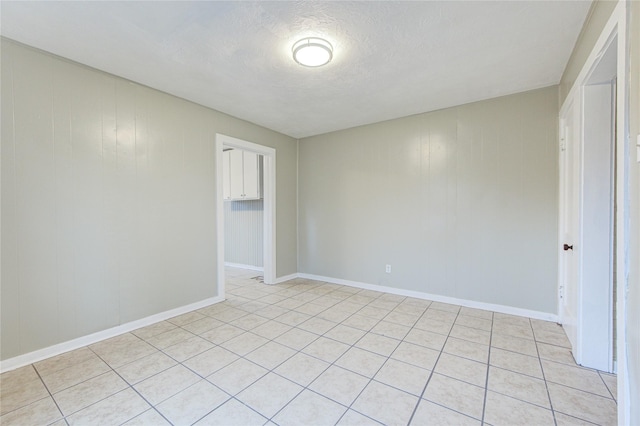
[
  {"xmin": 273, "ymin": 273, "xmax": 299, "ymax": 284},
  {"xmin": 297, "ymin": 273, "xmax": 558, "ymax": 322},
  {"xmin": 2, "ymin": 273, "xmax": 558, "ymax": 373},
  {"xmin": 0, "ymin": 295, "xmax": 225, "ymax": 373},
  {"xmin": 224, "ymin": 262, "xmax": 264, "ymax": 272}
]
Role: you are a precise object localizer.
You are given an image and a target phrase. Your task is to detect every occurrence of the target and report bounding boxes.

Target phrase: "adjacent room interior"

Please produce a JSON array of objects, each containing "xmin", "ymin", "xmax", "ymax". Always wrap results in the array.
[{"xmin": 1, "ymin": 1, "xmax": 639, "ymax": 425}]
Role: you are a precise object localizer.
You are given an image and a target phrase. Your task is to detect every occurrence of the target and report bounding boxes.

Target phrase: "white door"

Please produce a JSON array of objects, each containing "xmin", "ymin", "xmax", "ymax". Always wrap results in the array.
[{"xmin": 559, "ymin": 101, "xmax": 580, "ymax": 354}]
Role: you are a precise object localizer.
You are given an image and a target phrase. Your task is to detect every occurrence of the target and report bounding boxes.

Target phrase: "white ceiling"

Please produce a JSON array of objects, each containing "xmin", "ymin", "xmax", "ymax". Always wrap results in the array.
[{"xmin": 1, "ymin": 1, "xmax": 591, "ymax": 139}]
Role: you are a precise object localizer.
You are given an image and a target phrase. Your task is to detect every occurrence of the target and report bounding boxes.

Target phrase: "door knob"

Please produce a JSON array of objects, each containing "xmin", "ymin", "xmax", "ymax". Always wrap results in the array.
[{"xmin": 563, "ymin": 244, "xmax": 573, "ymax": 251}]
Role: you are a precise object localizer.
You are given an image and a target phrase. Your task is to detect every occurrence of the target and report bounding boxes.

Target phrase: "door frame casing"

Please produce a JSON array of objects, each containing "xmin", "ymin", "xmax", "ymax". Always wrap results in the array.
[
  {"xmin": 215, "ymin": 134, "xmax": 277, "ymax": 299},
  {"xmin": 557, "ymin": 1, "xmax": 628, "ymax": 422}
]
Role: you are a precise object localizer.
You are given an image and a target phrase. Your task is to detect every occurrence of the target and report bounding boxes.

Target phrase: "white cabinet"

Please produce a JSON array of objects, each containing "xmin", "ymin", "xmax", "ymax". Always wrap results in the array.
[
  {"xmin": 223, "ymin": 149, "xmax": 262, "ymax": 200},
  {"xmin": 241, "ymin": 151, "xmax": 260, "ymax": 199}
]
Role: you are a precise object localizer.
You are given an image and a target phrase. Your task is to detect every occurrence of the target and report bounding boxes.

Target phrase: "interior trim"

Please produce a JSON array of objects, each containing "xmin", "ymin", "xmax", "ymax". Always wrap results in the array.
[
  {"xmin": 0, "ymin": 295, "xmax": 224, "ymax": 374},
  {"xmin": 297, "ymin": 273, "xmax": 558, "ymax": 323}
]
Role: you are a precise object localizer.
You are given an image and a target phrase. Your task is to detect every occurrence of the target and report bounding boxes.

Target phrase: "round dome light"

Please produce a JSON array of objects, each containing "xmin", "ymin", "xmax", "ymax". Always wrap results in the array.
[{"xmin": 292, "ymin": 37, "xmax": 333, "ymax": 67}]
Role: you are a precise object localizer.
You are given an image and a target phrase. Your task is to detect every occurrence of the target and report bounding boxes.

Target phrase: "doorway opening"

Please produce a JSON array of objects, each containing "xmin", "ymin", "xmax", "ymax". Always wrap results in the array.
[
  {"xmin": 581, "ymin": 35, "xmax": 617, "ymax": 371},
  {"xmin": 559, "ymin": 34, "xmax": 618, "ymax": 373},
  {"xmin": 223, "ymin": 148, "xmax": 265, "ymax": 272},
  {"xmin": 557, "ymin": 2, "xmax": 629, "ymax": 419},
  {"xmin": 215, "ymin": 134, "xmax": 276, "ymax": 299}
]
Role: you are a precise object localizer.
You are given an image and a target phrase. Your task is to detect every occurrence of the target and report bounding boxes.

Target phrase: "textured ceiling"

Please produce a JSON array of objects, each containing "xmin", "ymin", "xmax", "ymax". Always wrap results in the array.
[{"xmin": 1, "ymin": 1, "xmax": 591, "ymax": 139}]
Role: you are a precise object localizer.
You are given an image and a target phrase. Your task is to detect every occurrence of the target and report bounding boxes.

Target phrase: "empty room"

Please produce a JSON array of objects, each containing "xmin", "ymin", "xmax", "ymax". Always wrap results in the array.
[{"xmin": 1, "ymin": 1, "xmax": 639, "ymax": 425}]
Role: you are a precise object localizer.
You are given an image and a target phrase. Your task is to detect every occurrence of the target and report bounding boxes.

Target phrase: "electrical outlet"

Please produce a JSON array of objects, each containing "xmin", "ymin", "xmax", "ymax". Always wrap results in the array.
[{"xmin": 385, "ymin": 264, "xmax": 391, "ymax": 273}]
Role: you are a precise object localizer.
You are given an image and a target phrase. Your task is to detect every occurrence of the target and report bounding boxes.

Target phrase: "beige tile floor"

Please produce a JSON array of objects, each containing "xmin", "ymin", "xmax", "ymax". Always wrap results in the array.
[{"xmin": 1, "ymin": 267, "xmax": 618, "ymax": 425}]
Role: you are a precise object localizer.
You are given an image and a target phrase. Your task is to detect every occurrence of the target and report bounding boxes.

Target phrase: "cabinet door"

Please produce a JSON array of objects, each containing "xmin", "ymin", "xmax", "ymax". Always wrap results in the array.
[
  {"xmin": 242, "ymin": 151, "xmax": 260, "ymax": 199},
  {"xmin": 229, "ymin": 149, "xmax": 244, "ymax": 199},
  {"xmin": 222, "ymin": 150, "xmax": 231, "ymax": 200}
]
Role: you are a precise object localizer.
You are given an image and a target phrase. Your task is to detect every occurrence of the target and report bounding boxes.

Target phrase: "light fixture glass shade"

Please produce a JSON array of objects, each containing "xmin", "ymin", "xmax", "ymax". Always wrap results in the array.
[{"xmin": 292, "ymin": 37, "xmax": 333, "ymax": 67}]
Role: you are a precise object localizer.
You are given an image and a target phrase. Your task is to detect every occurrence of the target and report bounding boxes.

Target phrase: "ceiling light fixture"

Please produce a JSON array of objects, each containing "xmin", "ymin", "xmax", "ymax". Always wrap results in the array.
[{"xmin": 292, "ymin": 37, "xmax": 333, "ymax": 67}]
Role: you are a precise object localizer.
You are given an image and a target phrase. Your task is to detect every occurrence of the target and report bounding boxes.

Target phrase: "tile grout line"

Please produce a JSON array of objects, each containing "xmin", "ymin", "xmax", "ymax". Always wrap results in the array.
[
  {"xmin": 35, "ymin": 341, "xmax": 171, "ymax": 425},
  {"xmin": 198, "ymin": 282, "xmax": 335, "ymax": 424},
  {"xmin": 530, "ymin": 318, "xmax": 559, "ymax": 426},
  {"xmin": 230, "ymin": 281, "xmax": 348, "ymax": 423},
  {"xmin": 314, "ymin": 296, "xmax": 486, "ymax": 424},
  {"xmin": 265, "ymin": 286, "xmax": 418, "ymax": 424},
  {"xmin": 328, "ymin": 294, "xmax": 402, "ymax": 425},
  {"xmin": 29, "ymin": 363, "xmax": 66, "ymax": 423},
  {"xmin": 87, "ymin": 345, "xmax": 175, "ymax": 426},
  {"xmin": 597, "ymin": 370, "xmax": 618, "ymax": 402},
  {"xmin": 267, "ymin": 286, "xmax": 392, "ymax": 425},
  {"xmin": 153, "ymin": 304, "xmax": 277, "ymax": 424},
  {"xmin": 479, "ymin": 311, "xmax": 495, "ymax": 425},
  {"xmin": 159, "ymin": 335, "xmax": 240, "ymax": 408},
  {"xmin": 406, "ymin": 303, "xmax": 460, "ymax": 425},
  {"xmin": 183, "ymin": 349, "xmax": 271, "ymax": 424}
]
